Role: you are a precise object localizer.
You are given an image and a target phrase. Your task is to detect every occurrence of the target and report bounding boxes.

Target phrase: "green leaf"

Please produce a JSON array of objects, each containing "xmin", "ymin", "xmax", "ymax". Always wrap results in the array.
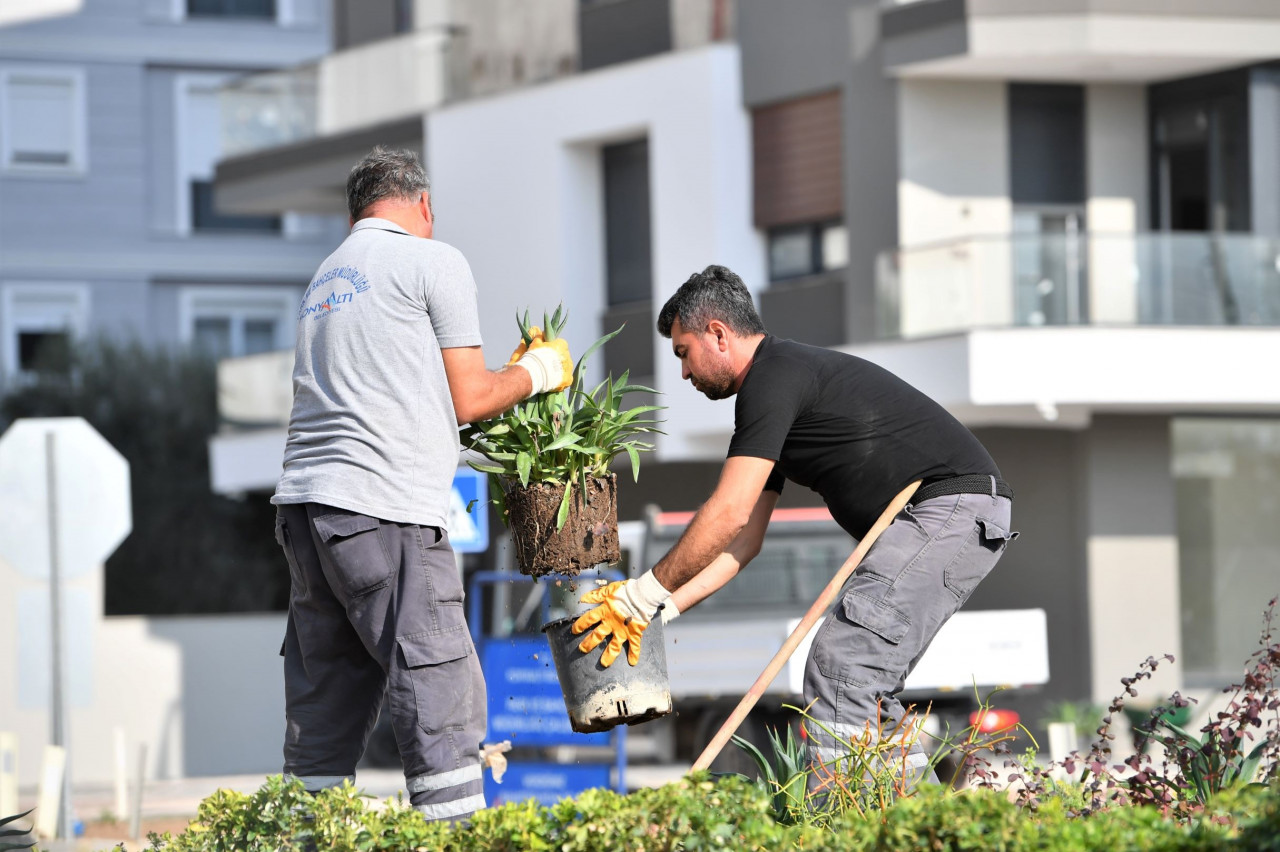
[
  {"xmin": 572, "ymin": 324, "xmax": 624, "ymax": 384},
  {"xmin": 516, "ymin": 451, "xmax": 532, "ymax": 487},
  {"xmin": 1160, "ymin": 720, "xmax": 1202, "ymax": 749},
  {"xmin": 542, "ymin": 433, "xmax": 582, "ymax": 453},
  {"xmin": 555, "ymin": 481, "xmax": 573, "ymax": 530},
  {"xmin": 626, "ymin": 444, "xmax": 641, "ymax": 481},
  {"xmin": 467, "ymin": 460, "xmax": 510, "ymax": 475}
]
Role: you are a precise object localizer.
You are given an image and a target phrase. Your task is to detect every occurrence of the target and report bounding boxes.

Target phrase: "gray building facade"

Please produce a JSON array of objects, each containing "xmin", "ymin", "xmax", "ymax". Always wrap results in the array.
[{"xmin": 0, "ymin": 0, "xmax": 342, "ymax": 384}]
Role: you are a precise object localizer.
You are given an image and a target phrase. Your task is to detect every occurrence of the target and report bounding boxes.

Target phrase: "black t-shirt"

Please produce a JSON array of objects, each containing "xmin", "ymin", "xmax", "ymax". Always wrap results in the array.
[{"xmin": 728, "ymin": 336, "xmax": 1001, "ymax": 539}]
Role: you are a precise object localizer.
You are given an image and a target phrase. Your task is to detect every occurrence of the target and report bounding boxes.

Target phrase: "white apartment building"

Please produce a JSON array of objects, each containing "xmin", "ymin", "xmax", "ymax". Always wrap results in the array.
[{"xmin": 84, "ymin": 0, "xmax": 1280, "ymax": 772}]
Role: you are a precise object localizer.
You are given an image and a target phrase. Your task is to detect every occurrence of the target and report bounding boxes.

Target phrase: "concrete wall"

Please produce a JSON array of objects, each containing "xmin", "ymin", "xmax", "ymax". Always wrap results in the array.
[
  {"xmin": 897, "ymin": 78, "xmax": 1010, "ymax": 247},
  {"xmin": 2, "ymin": 538, "xmax": 286, "ymax": 785},
  {"xmin": 896, "ymin": 78, "xmax": 1012, "ymax": 334},
  {"xmin": 428, "ymin": 44, "xmax": 762, "ymax": 463},
  {"xmin": 844, "ymin": 0, "xmax": 900, "ymax": 343},
  {"xmin": 966, "ymin": 427, "xmax": 1091, "ymax": 726},
  {"xmin": 737, "ymin": 0, "xmax": 853, "ymax": 108},
  {"xmin": 1085, "ymin": 84, "xmax": 1147, "ymax": 324},
  {"xmin": 1250, "ymin": 67, "xmax": 1280, "ymax": 238},
  {"xmin": 1083, "ymin": 415, "xmax": 1182, "ymax": 702}
]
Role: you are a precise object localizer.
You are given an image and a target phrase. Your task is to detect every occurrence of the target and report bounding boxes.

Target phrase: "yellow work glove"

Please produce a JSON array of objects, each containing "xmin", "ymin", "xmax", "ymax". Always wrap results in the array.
[
  {"xmin": 571, "ymin": 571, "xmax": 670, "ymax": 667},
  {"xmin": 528, "ymin": 336, "xmax": 573, "ymax": 392},
  {"xmin": 507, "ymin": 326, "xmax": 543, "ymax": 365},
  {"xmin": 512, "ymin": 333, "xmax": 573, "ymax": 396}
]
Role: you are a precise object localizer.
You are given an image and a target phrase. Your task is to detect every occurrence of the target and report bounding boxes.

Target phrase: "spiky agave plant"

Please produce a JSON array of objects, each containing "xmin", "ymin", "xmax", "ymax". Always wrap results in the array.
[
  {"xmin": 459, "ymin": 305, "xmax": 665, "ymax": 530},
  {"xmin": 0, "ymin": 810, "xmax": 35, "ymax": 852}
]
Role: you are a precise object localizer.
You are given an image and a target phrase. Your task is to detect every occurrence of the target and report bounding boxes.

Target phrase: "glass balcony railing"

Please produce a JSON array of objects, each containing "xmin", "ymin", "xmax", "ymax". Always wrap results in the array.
[
  {"xmin": 876, "ymin": 232, "xmax": 1280, "ymax": 339},
  {"xmin": 219, "ymin": 64, "xmax": 319, "ymax": 158}
]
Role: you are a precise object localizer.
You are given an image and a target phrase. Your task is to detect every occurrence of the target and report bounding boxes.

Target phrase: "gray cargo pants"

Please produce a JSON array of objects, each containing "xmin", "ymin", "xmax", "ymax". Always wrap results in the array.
[
  {"xmin": 802, "ymin": 486, "xmax": 1015, "ymax": 790},
  {"xmin": 274, "ymin": 503, "xmax": 487, "ymax": 822}
]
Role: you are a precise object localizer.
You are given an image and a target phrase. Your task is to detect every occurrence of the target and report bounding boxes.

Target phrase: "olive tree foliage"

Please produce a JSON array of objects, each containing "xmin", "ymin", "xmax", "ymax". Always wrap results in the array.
[{"xmin": 0, "ymin": 336, "xmax": 288, "ymax": 615}]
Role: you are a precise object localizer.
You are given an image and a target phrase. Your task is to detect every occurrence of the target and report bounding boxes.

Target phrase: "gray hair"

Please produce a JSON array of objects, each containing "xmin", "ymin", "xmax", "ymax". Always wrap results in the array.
[
  {"xmin": 346, "ymin": 146, "xmax": 430, "ymax": 221},
  {"xmin": 657, "ymin": 265, "xmax": 767, "ymax": 338}
]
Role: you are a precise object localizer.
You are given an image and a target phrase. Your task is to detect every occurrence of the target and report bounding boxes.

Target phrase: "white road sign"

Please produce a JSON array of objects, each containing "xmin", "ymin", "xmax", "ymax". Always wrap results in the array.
[{"xmin": 0, "ymin": 417, "xmax": 131, "ymax": 579}]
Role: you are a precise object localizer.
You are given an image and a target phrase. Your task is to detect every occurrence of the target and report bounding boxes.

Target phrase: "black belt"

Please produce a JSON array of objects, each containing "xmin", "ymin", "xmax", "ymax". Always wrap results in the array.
[{"xmin": 914, "ymin": 474, "xmax": 1013, "ymax": 504}]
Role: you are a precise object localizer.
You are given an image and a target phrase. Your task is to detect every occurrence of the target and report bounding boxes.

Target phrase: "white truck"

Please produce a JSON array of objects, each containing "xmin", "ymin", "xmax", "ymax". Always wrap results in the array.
[{"xmin": 616, "ymin": 505, "xmax": 1051, "ymax": 773}]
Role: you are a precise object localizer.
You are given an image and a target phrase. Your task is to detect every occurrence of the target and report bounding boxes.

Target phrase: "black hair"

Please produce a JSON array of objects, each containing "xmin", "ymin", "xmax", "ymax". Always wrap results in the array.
[{"xmin": 657, "ymin": 265, "xmax": 767, "ymax": 338}]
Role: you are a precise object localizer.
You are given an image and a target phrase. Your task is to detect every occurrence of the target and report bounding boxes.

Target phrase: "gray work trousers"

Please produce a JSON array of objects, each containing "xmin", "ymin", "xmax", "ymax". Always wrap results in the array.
[
  {"xmin": 802, "ymin": 487, "xmax": 1015, "ymax": 789},
  {"xmin": 274, "ymin": 503, "xmax": 487, "ymax": 822}
]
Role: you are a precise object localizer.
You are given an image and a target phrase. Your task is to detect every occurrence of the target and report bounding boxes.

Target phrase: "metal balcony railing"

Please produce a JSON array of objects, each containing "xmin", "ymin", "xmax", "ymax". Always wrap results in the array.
[
  {"xmin": 876, "ymin": 231, "xmax": 1280, "ymax": 339},
  {"xmin": 219, "ymin": 64, "xmax": 319, "ymax": 158}
]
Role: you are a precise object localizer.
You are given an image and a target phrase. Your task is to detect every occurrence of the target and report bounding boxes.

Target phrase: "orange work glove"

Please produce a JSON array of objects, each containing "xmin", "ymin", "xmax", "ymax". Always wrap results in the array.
[{"xmin": 571, "ymin": 572, "xmax": 670, "ymax": 667}]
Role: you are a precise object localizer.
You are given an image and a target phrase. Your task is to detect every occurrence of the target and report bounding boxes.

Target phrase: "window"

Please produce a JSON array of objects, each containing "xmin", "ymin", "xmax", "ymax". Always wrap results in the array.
[
  {"xmin": 1, "ymin": 283, "xmax": 88, "ymax": 379},
  {"xmin": 0, "ymin": 66, "xmax": 86, "ymax": 174},
  {"xmin": 191, "ymin": 179, "xmax": 281, "ymax": 233},
  {"xmin": 767, "ymin": 221, "xmax": 847, "ymax": 281},
  {"xmin": 602, "ymin": 138, "xmax": 651, "ymax": 307},
  {"xmin": 175, "ymin": 74, "xmax": 281, "ymax": 235},
  {"xmin": 1173, "ymin": 418, "xmax": 1280, "ymax": 683},
  {"xmin": 186, "ymin": 0, "xmax": 276, "ymax": 19},
  {"xmin": 178, "ymin": 285, "xmax": 298, "ymax": 359}
]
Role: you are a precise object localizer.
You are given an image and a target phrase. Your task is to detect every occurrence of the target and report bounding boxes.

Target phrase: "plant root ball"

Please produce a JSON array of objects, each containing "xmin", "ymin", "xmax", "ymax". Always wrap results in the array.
[{"xmin": 506, "ymin": 474, "xmax": 620, "ymax": 577}]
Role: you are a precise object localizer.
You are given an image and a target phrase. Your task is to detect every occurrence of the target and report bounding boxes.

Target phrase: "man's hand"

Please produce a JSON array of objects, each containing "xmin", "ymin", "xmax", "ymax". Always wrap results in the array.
[
  {"xmin": 510, "ymin": 328, "xmax": 574, "ymax": 395},
  {"xmin": 507, "ymin": 326, "xmax": 543, "ymax": 364},
  {"xmin": 571, "ymin": 572, "xmax": 670, "ymax": 666}
]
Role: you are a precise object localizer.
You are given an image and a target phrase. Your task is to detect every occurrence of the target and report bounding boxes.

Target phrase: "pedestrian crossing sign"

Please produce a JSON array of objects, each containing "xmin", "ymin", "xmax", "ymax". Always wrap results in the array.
[{"xmin": 449, "ymin": 467, "xmax": 490, "ymax": 553}]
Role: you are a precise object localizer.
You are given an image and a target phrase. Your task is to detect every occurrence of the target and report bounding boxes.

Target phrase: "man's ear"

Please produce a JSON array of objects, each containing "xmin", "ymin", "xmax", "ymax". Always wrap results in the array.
[
  {"xmin": 708, "ymin": 319, "xmax": 731, "ymax": 351},
  {"xmin": 420, "ymin": 190, "xmax": 435, "ymax": 233}
]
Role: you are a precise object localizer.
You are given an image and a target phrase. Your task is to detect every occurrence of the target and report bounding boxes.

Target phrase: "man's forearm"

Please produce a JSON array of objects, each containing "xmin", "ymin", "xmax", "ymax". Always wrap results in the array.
[
  {"xmin": 453, "ymin": 365, "xmax": 532, "ymax": 424},
  {"xmin": 652, "ymin": 496, "xmax": 748, "ymax": 591}
]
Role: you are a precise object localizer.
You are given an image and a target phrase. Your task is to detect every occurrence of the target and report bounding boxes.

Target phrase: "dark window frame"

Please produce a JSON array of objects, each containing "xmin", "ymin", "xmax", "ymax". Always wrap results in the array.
[
  {"xmin": 186, "ymin": 0, "xmax": 277, "ymax": 20},
  {"xmin": 767, "ymin": 218, "xmax": 845, "ymax": 283},
  {"xmin": 191, "ymin": 180, "xmax": 282, "ymax": 234}
]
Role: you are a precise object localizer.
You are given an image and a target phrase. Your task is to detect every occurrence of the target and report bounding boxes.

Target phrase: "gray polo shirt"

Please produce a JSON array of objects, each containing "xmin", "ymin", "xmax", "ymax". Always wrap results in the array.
[{"xmin": 272, "ymin": 218, "xmax": 483, "ymax": 527}]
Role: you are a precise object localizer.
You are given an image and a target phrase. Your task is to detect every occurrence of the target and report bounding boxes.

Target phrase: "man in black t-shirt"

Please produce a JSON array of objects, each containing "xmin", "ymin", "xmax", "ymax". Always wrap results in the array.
[{"xmin": 572, "ymin": 265, "xmax": 1016, "ymax": 785}]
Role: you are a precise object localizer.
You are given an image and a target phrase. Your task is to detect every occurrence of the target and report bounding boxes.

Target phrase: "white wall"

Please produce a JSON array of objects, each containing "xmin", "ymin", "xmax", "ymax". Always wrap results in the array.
[
  {"xmin": 897, "ymin": 78, "xmax": 1011, "ymax": 247},
  {"xmin": 896, "ymin": 79, "xmax": 1013, "ymax": 334},
  {"xmin": 428, "ymin": 44, "xmax": 762, "ymax": 462},
  {"xmin": 1, "ymin": 537, "xmax": 287, "ymax": 786},
  {"xmin": 1086, "ymin": 84, "xmax": 1147, "ymax": 324},
  {"xmin": 319, "ymin": 31, "xmax": 452, "ymax": 134}
]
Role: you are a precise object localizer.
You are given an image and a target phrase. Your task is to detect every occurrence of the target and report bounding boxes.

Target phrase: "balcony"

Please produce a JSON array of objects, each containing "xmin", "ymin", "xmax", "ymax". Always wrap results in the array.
[
  {"xmin": 880, "ymin": 0, "xmax": 1280, "ymax": 83},
  {"xmin": 856, "ymin": 231, "xmax": 1280, "ymax": 428},
  {"xmin": 219, "ymin": 64, "xmax": 318, "ymax": 158},
  {"xmin": 877, "ymin": 231, "xmax": 1280, "ymax": 340}
]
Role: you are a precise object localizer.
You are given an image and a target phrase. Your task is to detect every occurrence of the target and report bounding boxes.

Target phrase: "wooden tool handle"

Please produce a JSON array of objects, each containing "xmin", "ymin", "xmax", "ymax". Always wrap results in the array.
[{"xmin": 689, "ymin": 480, "xmax": 922, "ymax": 772}]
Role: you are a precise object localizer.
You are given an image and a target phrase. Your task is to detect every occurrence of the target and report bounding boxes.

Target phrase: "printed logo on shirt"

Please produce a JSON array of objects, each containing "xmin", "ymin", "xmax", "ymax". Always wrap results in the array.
[{"xmin": 299, "ymin": 265, "xmax": 371, "ymax": 320}]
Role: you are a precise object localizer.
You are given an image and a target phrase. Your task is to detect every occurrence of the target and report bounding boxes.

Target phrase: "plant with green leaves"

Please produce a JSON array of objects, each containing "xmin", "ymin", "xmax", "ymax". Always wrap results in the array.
[
  {"xmin": 732, "ymin": 721, "xmax": 810, "ymax": 825},
  {"xmin": 0, "ymin": 810, "xmax": 34, "ymax": 852},
  {"xmin": 459, "ymin": 306, "xmax": 664, "ymax": 532},
  {"xmin": 732, "ymin": 697, "xmax": 1033, "ymax": 829}
]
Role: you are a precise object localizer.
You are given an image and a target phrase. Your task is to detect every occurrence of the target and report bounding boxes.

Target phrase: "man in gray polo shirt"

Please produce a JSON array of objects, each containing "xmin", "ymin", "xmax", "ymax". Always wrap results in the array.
[{"xmin": 271, "ymin": 147, "xmax": 570, "ymax": 822}]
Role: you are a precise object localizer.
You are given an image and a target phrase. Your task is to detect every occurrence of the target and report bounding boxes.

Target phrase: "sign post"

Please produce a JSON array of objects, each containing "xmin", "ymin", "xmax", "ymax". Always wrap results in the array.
[
  {"xmin": 448, "ymin": 467, "xmax": 490, "ymax": 554},
  {"xmin": 0, "ymin": 418, "xmax": 131, "ymax": 840}
]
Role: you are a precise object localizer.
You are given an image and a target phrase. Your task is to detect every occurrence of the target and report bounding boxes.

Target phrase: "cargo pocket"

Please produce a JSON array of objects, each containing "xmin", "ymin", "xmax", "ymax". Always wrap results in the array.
[
  {"xmin": 943, "ymin": 517, "xmax": 1016, "ymax": 599},
  {"xmin": 312, "ymin": 510, "xmax": 392, "ymax": 598},
  {"xmin": 399, "ymin": 619, "xmax": 475, "ymax": 735},
  {"xmin": 815, "ymin": 591, "xmax": 913, "ymax": 687}
]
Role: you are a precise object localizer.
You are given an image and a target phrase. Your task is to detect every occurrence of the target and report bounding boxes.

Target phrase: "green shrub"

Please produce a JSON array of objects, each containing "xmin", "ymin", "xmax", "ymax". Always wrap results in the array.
[{"xmin": 143, "ymin": 774, "xmax": 1280, "ymax": 852}]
